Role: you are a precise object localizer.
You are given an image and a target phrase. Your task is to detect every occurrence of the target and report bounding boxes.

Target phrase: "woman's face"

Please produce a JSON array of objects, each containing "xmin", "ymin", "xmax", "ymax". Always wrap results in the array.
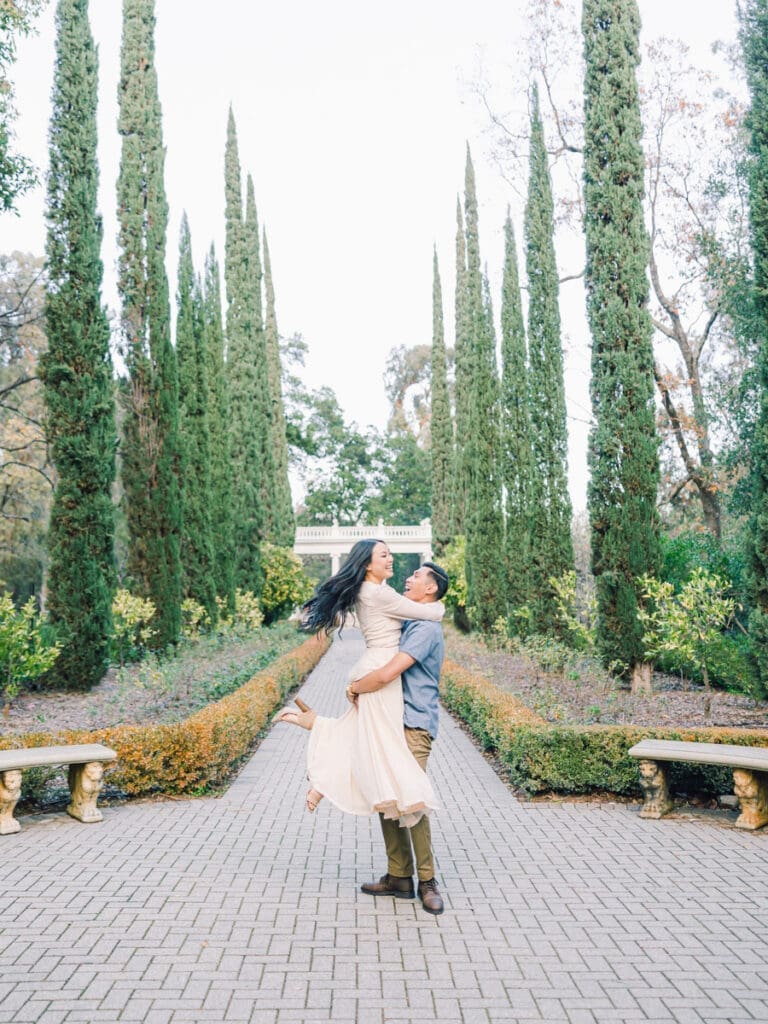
[{"xmin": 366, "ymin": 542, "xmax": 394, "ymax": 582}]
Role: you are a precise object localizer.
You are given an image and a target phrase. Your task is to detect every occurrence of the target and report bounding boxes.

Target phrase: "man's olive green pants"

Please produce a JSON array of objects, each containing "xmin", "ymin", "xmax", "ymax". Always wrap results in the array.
[{"xmin": 379, "ymin": 726, "xmax": 435, "ymax": 882}]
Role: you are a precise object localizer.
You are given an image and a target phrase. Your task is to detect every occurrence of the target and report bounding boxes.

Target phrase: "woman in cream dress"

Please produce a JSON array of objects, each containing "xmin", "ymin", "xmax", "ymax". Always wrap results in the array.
[{"xmin": 276, "ymin": 539, "xmax": 444, "ymax": 828}]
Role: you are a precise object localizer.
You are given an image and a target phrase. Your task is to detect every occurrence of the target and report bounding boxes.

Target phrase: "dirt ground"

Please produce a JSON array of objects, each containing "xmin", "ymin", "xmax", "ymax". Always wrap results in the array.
[
  {"xmin": 1, "ymin": 624, "xmax": 302, "ymax": 737},
  {"xmin": 445, "ymin": 629, "xmax": 768, "ymax": 730}
]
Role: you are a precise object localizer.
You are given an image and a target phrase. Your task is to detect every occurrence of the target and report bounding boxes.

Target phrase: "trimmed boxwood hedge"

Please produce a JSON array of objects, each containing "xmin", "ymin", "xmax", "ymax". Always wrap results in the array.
[
  {"xmin": 441, "ymin": 658, "xmax": 768, "ymax": 797},
  {"xmin": 0, "ymin": 634, "xmax": 329, "ymax": 798}
]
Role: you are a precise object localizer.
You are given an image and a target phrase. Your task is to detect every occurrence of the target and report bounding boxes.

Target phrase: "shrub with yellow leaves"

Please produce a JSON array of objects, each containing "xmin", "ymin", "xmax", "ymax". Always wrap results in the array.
[
  {"xmin": 260, "ymin": 544, "xmax": 314, "ymax": 624},
  {"xmin": 0, "ymin": 633, "xmax": 330, "ymax": 798},
  {"xmin": 111, "ymin": 589, "xmax": 157, "ymax": 665}
]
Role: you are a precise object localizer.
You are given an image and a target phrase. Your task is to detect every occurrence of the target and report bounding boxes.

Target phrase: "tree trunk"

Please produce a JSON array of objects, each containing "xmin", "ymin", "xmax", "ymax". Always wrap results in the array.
[
  {"xmin": 698, "ymin": 484, "xmax": 722, "ymax": 542},
  {"xmin": 631, "ymin": 661, "xmax": 652, "ymax": 694}
]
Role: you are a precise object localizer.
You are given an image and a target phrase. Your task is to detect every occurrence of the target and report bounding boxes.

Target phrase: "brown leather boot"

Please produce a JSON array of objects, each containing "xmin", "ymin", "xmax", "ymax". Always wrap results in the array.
[
  {"xmin": 417, "ymin": 878, "xmax": 444, "ymax": 915},
  {"xmin": 360, "ymin": 874, "xmax": 415, "ymax": 899}
]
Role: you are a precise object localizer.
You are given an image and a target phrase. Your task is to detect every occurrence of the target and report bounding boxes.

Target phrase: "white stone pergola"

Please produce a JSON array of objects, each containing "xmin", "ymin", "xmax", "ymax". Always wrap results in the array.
[{"xmin": 294, "ymin": 520, "xmax": 432, "ymax": 575}]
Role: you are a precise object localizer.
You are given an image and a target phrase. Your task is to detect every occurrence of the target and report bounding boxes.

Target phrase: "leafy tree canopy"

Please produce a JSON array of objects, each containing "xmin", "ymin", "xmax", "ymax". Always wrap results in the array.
[{"xmin": 0, "ymin": 0, "xmax": 44, "ymax": 212}]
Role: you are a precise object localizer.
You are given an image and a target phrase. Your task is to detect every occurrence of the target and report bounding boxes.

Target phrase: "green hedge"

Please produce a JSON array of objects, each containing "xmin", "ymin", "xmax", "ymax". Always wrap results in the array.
[
  {"xmin": 2, "ymin": 634, "xmax": 329, "ymax": 799},
  {"xmin": 441, "ymin": 659, "xmax": 768, "ymax": 797}
]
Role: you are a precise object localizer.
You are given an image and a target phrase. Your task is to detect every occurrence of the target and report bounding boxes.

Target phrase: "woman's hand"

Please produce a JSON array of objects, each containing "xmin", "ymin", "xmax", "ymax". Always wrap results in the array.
[{"xmin": 345, "ymin": 684, "xmax": 358, "ymax": 705}]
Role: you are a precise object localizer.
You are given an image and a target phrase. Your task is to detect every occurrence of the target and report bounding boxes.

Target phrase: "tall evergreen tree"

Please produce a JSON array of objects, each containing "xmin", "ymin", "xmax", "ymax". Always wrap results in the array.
[
  {"xmin": 41, "ymin": 0, "xmax": 116, "ymax": 688},
  {"xmin": 583, "ymin": 0, "xmax": 661, "ymax": 689},
  {"xmin": 740, "ymin": 0, "xmax": 768, "ymax": 688},
  {"xmin": 243, "ymin": 175, "xmax": 277, "ymax": 543},
  {"xmin": 224, "ymin": 109, "xmax": 262, "ymax": 592},
  {"xmin": 463, "ymin": 147, "xmax": 506, "ymax": 631},
  {"xmin": 203, "ymin": 244, "xmax": 236, "ymax": 613},
  {"xmin": 452, "ymin": 195, "xmax": 470, "ymax": 536},
  {"xmin": 262, "ymin": 229, "xmax": 295, "ymax": 547},
  {"xmin": 117, "ymin": 0, "xmax": 181, "ymax": 647},
  {"xmin": 500, "ymin": 210, "xmax": 532, "ymax": 615},
  {"xmin": 525, "ymin": 84, "xmax": 574, "ymax": 633},
  {"xmin": 176, "ymin": 213, "xmax": 216, "ymax": 620},
  {"xmin": 430, "ymin": 246, "xmax": 453, "ymax": 556}
]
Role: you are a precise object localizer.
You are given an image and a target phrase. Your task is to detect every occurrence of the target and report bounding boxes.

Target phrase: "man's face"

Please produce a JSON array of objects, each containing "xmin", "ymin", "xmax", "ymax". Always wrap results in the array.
[{"xmin": 404, "ymin": 566, "xmax": 437, "ymax": 602}]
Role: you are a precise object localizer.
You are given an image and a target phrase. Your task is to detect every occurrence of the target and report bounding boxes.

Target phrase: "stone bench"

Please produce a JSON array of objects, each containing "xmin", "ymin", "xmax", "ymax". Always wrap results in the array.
[
  {"xmin": 0, "ymin": 744, "xmax": 117, "ymax": 834},
  {"xmin": 628, "ymin": 738, "xmax": 768, "ymax": 830}
]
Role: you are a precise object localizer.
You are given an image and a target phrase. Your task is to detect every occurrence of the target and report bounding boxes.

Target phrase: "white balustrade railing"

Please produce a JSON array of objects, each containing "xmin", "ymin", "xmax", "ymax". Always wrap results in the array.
[
  {"xmin": 295, "ymin": 523, "xmax": 431, "ymax": 542},
  {"xmin": 294, "ymin": 521, "xmax": 433, "ymax": 570}
]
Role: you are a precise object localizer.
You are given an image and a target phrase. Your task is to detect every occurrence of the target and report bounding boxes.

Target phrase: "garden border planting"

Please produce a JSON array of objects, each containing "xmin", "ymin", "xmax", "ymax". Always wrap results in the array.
[
  {"xmin": 0, "ymin": 635, "xmax": 329, "ymax": 800},
  {"xmin": 441, "ymin": 658, "xmax": 768, "ymax": 798}
]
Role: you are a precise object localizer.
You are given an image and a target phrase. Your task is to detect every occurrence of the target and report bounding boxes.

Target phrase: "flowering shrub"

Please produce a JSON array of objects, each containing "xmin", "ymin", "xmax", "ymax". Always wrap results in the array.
[
  {"xmin": 639, "ymin": 569, "xmax": 737, "ymax": 691},
  {"xmin": 441, "ymin": 537, "xmax": 468, "ymax": 611},
  {"xmin": 260, "ymin": 544, "xmax": 314, "ymax": 624},
  {"xmin": 549, "ymin": 570, "xmax": 597, "ymax": 653},
  {"xmin": 181, "ymin": 598, "xmax": 211, "ymax": 640},
  {"xmin": 215, "ymin": 589, "xmax": 264, "ymax": 634},
  {"xmin": 0, "ymin": 594, "xmax": 60, "ymax": 711},
  {"xmin": 112, "ymin": 589, "xmax": 157, "ymax": 664}
]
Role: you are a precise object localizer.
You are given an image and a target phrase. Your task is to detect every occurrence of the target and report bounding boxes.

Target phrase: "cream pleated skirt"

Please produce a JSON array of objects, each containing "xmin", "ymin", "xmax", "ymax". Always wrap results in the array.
[{"xmin": 306, "ymin": 644, "xmax": 438, "ymax": 828}]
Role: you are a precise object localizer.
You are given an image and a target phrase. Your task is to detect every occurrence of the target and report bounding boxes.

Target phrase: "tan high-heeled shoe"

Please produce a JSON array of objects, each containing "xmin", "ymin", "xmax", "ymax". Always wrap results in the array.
[
  {"xmin": 272, "ymin": 698, "xmax": 317, "ymax": 729},
  {"xmin": 306, "ymin": 789, "xmax": 323, "ymax": 813}
]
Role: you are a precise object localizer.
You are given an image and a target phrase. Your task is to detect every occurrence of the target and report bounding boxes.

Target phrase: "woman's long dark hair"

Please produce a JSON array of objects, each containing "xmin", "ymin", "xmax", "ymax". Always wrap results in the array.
[{"xmin": 301, "ymin": 538, "xmax": 383, "ymax": 635}]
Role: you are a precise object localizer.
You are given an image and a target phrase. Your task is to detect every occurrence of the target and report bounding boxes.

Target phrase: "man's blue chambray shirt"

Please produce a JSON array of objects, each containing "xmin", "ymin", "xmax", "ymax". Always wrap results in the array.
[{"xmin": 399, "ymin": 617, "xmax": 445, "ymax": 740}]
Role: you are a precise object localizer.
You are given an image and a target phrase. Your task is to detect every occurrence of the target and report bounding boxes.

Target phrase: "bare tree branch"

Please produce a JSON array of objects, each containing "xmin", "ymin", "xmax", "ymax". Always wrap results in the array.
[
  {"xmin": 0, "ymin": 374, "xmax": 36, "ymax": 400},
  {"xmin": 0, "ymin": 460, "xmax": 54, "ymax": 490},
  {"xmin": 0, "ymin": 261, "xmax": 45, "ymax": 327},
  {"xmin": 654, "ymin": 362, "xmax": 698, "ymax": 481},
  {"xmin": 540, "ymin": 64, "xmax": 582, "ymax": 156},
  {"xmin": 650, "ymin": 315, "xmax": 679, "ymax": 342},
  {"xmin": 659, "ymin": 474, "xmax": 694, "ymax": 507},
  {"xmin": 0, "ymin": 438, "xmax": 47, "ymax": 454}
]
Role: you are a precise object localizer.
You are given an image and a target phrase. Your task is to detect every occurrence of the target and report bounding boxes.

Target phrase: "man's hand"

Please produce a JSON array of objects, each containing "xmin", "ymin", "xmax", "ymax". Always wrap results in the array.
[{"xmin": 352, "ymin": 652, "xmax": 416, "ymax": 696}]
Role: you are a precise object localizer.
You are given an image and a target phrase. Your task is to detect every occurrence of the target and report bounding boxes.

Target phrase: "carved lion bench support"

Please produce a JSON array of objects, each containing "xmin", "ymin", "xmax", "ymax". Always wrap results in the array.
[
  {"xmin": 0, "ymin": 744, "xmax": 117, "ymax": 835},
  {"xmin": 628, "ymin": 739, "xmax": 768, "ymax": 831}
]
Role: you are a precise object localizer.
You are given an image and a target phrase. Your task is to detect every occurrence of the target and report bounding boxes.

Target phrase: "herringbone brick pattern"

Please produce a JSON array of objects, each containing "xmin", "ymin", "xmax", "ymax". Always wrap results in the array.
[{"xmin": 1, "ymin": 629, "xmax": 766, "ymax": 1023}]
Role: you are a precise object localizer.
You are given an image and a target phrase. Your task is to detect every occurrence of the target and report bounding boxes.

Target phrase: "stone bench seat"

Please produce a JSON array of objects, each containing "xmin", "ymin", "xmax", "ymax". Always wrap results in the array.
[
  {"xmin": 628, "ymin": 738, "xmax": 768, "ymax": 830},
  {"xmin": 0, "ymin": 743, "xmax": 117, "ymax": 835}
]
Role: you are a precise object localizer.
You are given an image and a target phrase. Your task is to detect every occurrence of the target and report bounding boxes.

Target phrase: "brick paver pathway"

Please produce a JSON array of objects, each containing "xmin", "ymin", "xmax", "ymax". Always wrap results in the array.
[{"xmin": 1, "ymin": 630, "xmax": 767, "ymax": 1024}]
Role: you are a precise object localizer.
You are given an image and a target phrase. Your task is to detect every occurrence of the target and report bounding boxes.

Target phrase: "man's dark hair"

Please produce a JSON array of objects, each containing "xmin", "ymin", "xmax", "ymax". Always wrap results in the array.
[{"xmin": 423, "ymin": 561, "xmax": 449, "ymax": 600}]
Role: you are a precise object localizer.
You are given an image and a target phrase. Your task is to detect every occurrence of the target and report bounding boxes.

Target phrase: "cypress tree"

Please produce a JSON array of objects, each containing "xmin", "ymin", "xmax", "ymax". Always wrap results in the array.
[
  {"xmin": 117, "ymin": 0, "xmax": 181, "ymax": 647},
  {"xmin": 500, "ymin": 210, "xmax": 533, "ymax": 615},
  {"xmin": 262, "ymin": 229, "xmax": 295, "ymax": 547},
  {"xmin": 41, "ymin": 0, "xmax": 116, "ymax": 688},
  {"xmin": 243, "ymin": 174, "xmax": 278, "ymax": 543},
  {"xmin": 740, "ymin": 0, "xmax": 768, "ymax": 687},
  {"xmin": 463, "ymin": 147, "xmax": 506, "ymax": 631},
  {"xmin": 203, "ymin": 244, "xmax": 236, "ymax": 613},
  {"xmin": 525, "ymin": 84, "xmax": 574, "ymax": 634},
  {"xmin": 224, "ymin": 109, "xmax": 262, "ymax": 592},
  {"xmin": 430, "ymin": 246, "xmax": 453, "ymax": 556},
  {"xmin": 452, "ymin": 195, "xmax": 470, "ymax": 536},
  {"xmin": 176, "ymin": 213, "xmax": 217, "ymax": 620},
  {"xmin": 583, "ymin": 0, "xmax": 661, "ymax": 688}
]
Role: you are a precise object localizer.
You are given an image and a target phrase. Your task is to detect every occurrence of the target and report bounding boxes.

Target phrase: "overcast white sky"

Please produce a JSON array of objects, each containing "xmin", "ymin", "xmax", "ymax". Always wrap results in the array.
[{"xmin": 1, "ymin": 0, "xmax": 740, "ymax": 511}]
